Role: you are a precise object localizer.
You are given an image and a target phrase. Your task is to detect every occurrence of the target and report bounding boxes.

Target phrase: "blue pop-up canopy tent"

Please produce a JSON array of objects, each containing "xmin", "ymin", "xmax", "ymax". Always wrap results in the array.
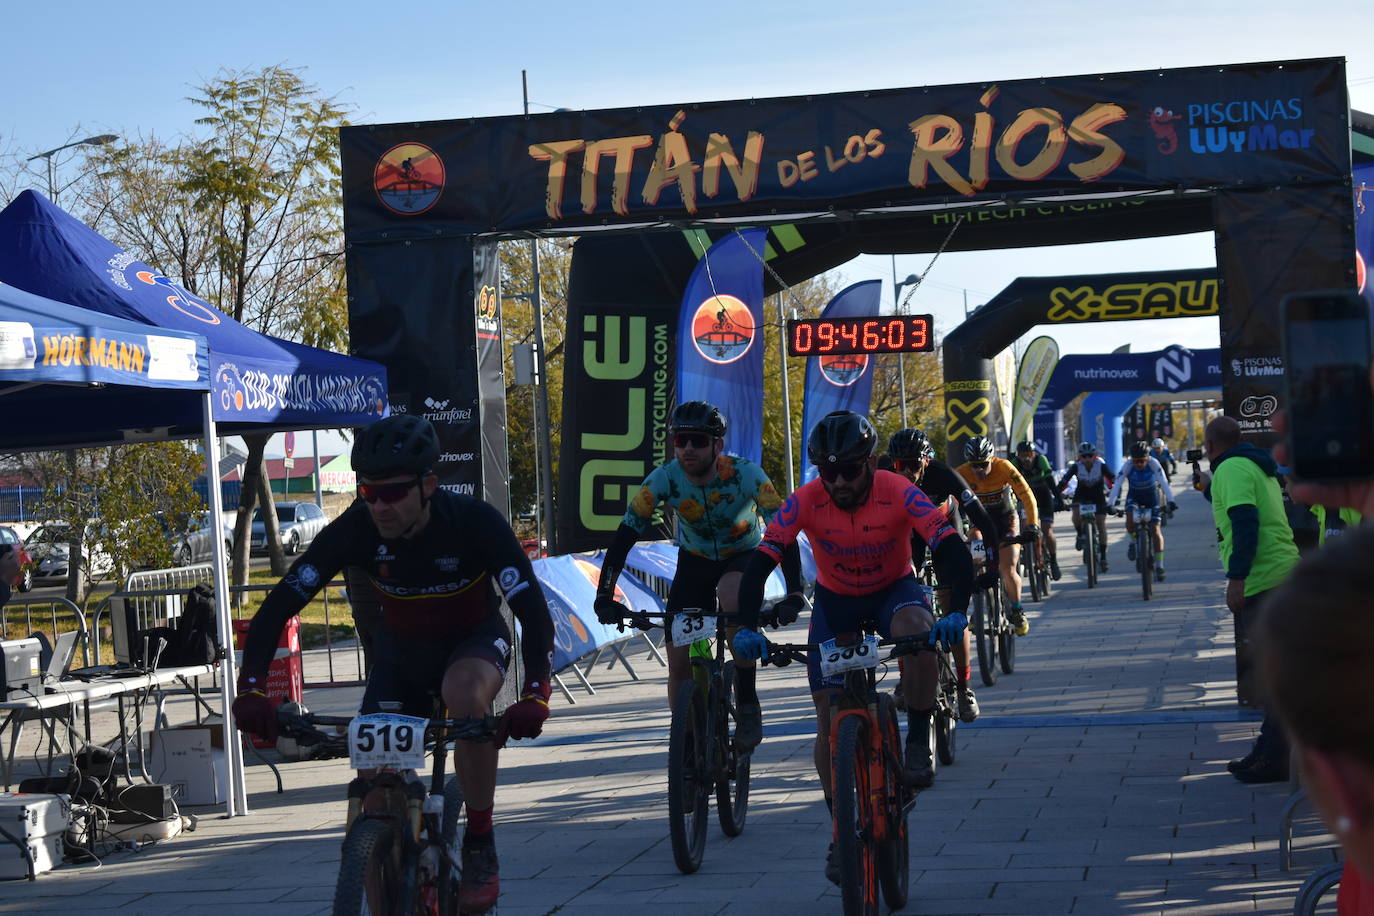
[{"xmin": 0, "ymin": 191, "xmax": 388, "ymax": 432}]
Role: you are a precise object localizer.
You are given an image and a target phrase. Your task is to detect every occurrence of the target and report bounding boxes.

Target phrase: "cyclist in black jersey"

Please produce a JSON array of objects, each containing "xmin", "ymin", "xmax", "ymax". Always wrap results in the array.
[
  {"xmin": 1013, "ymin": 440, "xmax": 1061, "ymax": 580},
  {"xmin": 232, "ymin": 415, "xmax": 554, "ymax": 915},
  {"xmin": 888, "ymin": 429, "xmax": 1000, "ymax": 723},
  {"xmin": 1057, "ymin": 441, "xmax": 1115, "ymax": 572}
]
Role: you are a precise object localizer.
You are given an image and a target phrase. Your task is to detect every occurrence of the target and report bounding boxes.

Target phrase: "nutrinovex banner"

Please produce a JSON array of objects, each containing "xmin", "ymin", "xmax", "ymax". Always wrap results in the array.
[
  {"xmin": 799, "ymin": 280, "xmax": 881, "ymax": 485},
  {"xmin": 675, "ymin": 229, "xmax": 767, "ymax": 463},
  {"xmin": 341, "ymin": 59, "xmax": 1347, "ymax": 238},
  {"xmin": 1010, "ymin": 336, "xmax": 1059, "ymax": 447}
]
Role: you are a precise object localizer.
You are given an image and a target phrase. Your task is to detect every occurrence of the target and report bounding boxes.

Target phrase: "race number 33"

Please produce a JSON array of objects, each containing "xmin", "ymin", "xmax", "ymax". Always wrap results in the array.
[
  {"xmin": 818, "ymin": 635, "xmax": 882, "ymax": 677},
  {"xmin": 348, "ymin": 713, "xmax": 429, "ymax": 770},
  {"xmin": 670, "ymin": 612, "xmax": 713, "ymax": 645}
]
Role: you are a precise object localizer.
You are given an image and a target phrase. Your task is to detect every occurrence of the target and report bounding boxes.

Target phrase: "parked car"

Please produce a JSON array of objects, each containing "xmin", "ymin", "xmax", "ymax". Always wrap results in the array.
[
  {"xmin": 162, "ymin": 512, "xmax": 235, "ymax": 567},
  {"xmin": 250, "ymin": 502, "xmax": 328, "ymax": 556},
  {"xmin": 0, "ymin": 525, "xmax": 34, "ymax": 592},
  {"xmin": 26, "ymin": 522, "xmax": 116, "ymax": 584}
]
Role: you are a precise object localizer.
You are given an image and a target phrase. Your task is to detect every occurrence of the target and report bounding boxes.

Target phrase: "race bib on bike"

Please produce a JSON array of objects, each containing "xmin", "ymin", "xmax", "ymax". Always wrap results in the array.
[
  {"xmin": 1079, "ymin": 503, "xmax": 1097, "ymax": 516},
  {"xmin": 669, "ymin": 612, "xmax": 714, "ymax": 645},
  {"xmin": 348, "ymin": 713, "xmax": 428, "ymax": 770},
  {"xmin": 818, "ymin": 635, "xmax": 881, "ymax": 677},
  {"xmin": 968, "ymin": 540, "xmax": 987, "ymax": 564}
]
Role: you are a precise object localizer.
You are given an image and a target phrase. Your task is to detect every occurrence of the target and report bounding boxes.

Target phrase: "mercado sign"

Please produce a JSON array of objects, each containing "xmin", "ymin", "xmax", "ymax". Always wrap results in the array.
[{"xmin": 342, "ymin": 58, "xmax": 1348, "ymax": 237}]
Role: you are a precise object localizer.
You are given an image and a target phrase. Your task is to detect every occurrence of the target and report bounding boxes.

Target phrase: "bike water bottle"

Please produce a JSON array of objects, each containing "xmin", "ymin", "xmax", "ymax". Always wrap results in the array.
[
  {"xmin": 690, "ymin": 638, "xmax": 712, "ymax": 695},
  {"xmin": 406, "ymin": 781, "xmax": 427, "ymax": 841}
]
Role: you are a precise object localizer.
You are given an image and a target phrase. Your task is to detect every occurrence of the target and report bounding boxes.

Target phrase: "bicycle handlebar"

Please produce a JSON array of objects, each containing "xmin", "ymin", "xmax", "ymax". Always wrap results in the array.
[
  {"xmin": 760, "ymin": 633, "xmax": 939, "ymax": 668},
  {"xmin": 275, "ymin": 704, "xmax": 501, "ymax": 748}
]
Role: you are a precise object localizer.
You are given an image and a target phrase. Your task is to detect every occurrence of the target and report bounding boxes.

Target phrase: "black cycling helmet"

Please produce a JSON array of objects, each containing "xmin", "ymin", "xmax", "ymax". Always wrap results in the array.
[
  {"xmin": 352, "ymin": 415, "xmax": 441, "ymax": 478},
  {"xmin": 963, "ymin": 436, "xmax": 995, "ymax": 463},
  {"xmin": 1130, "ymin": 440, "xmax": 1150, "ymax": 459},
  {"xmin": 670, "ymin": 401, "xmax": 726, "ymax": 438},
  {"xmin": 1016, "ymin": 439, "xmax": 1036, "ymax": 454},
  {"xmin": 808, "ymin": 411, "xmax": 877, "ymax": 466},
  {"xmin": 1078, "ymin": 441, "xmax": 1096, "ymax": 457},
  {"xmin": 888, "ymin": 428, "xmax": 933, "ymax": 462}
]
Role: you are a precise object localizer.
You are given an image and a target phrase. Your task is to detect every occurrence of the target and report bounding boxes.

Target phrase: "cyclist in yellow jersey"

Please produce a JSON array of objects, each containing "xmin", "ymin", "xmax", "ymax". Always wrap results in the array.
[{"xmin": 955, "ymin": 436, "xmax": 1040, "ymax": 636}]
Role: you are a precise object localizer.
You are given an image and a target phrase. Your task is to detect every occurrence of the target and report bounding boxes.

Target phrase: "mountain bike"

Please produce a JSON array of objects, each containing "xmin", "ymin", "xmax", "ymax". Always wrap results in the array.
[
  {"xmin": 275, "ymin": 701, "xmax": 499, "ymax": 916},
  {"xmin": 968, "ymin": 540, "xmax": 1000, "ymax": 686},
  {"xmin": 621, "ymin": 606, "xmax": 752, "ymax": 874},
  {"xmin": 764, "ymin": 629, "xmax": 941, "ymax": 915},
  {"xmin": 1129, "ymin": 502, "xmax": 1160, "ymax": 601}
]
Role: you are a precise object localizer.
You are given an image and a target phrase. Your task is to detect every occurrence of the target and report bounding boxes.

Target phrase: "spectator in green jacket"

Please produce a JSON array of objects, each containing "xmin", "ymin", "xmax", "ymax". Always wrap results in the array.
[{"xmin": 1202, "ymin": 415, "xmax": 1299, "ymax": 783}]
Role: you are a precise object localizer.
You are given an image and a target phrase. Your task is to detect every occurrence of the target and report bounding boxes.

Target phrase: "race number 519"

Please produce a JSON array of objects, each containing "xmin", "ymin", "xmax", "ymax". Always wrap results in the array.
[{"xmin": 348, "ymin": 713, "xmax": 428, "ymax": 770}]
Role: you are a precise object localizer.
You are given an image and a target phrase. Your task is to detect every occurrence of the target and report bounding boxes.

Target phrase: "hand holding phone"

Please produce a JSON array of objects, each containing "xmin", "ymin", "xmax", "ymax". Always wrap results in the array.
[{"xmin": 1280, "ymin": 291, "xmax": 1374, "ymax": 481}]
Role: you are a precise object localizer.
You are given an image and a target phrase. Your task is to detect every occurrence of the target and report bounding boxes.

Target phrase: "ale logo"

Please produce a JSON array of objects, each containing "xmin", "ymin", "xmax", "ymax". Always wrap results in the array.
[
  {"xmin": 691, "ymin": 295, "xmax": 755, "ymax": 365},
  {"xmin": 1358, "ymin": 249, "xmax": 1367, "ymax": 295},
  {"xmin": 374, "ymin": 142, "xmax": 445, "ymax": 215},
  {"xmin": 819, "ymin": 353, "xmax": 869, "ymax": 387}
]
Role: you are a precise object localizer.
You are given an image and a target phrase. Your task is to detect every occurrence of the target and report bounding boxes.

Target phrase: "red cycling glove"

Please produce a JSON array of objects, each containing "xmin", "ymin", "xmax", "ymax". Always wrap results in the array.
[
  {"xmin": 495, "ymin": 678, "xmax": 551, "ymax": 747},
  {"xmin": 232, "ymin": 672, "xmax": 278, "ymax": 742}
]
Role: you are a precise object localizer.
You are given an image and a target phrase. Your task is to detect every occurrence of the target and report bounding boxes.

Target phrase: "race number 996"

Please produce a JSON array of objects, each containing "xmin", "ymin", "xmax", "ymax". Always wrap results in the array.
[
  {"xmin": 818, "ymin": 635, "xmax": 882, "ymax": 677},
  {"xmin": 348, "ymin": 713, "xmax": 429, "ymax": 770}
]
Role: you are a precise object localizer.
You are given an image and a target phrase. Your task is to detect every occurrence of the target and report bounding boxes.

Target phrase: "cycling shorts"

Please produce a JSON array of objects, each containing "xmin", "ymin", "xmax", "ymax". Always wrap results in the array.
[
  {"xmin": 1073, "ymin": 488, "xmax": 1108, "ymax": 511},
  {"xmin": 361, "ymin": 614, "xmax": 513, "ymax": 717},
  {"xmin": 1124, "ymin": 487, "xmax": 1160, "ymax": 509},
  {"xmin": 991, "ymin": 511, "xmax": 1020, "ymax": 547},
  {"xmin": 806, "ymin": 574, "xmax": 932, "ymax": 693},
  {"xmin": 1030, "ymin": 485, "xmax": 1055, "ymax": 523},
  {"xmin": 665, "ymin": 548, "xmax": 755, "ymax": 646}
]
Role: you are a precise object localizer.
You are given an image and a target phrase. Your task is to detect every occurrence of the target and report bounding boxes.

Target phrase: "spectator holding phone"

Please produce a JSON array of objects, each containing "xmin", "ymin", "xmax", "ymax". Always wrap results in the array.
[
  {"xmin": 1258, "ymin": 526, "xmax": 1374, "ymax": 915},
  {"xmin": 1201, "ymin": 415, "xmax": 1299, "ymax": 783}
]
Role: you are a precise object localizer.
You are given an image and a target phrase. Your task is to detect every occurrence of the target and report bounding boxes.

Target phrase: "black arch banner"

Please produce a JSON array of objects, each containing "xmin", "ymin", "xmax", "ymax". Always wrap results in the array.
[{"xmin": 342, "ymin": 59, "xmax": 1346, "ymax": 239}]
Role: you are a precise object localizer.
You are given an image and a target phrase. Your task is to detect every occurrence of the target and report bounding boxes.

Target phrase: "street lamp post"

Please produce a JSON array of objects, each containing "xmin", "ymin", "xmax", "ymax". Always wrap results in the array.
[
  {"xmin": 890, "ymin": 257, "xmax": 920, "ymax": 428},
  {"xmin": 27, "ymin": 134, "xmax": 117, "ymax": 205}
]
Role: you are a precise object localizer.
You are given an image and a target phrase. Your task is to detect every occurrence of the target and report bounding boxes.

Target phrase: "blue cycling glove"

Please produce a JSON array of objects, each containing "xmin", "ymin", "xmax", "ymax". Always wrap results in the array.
[
  {"xmin": 929, "ymin": 612, "xmax": 968, "ymax": 650},
  {"xmin": 732, "ymin": 628, "xmax": 768, "ymax": 661}
]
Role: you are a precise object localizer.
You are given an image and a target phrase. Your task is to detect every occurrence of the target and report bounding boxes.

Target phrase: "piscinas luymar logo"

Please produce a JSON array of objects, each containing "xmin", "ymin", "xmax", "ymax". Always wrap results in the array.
[
  {"xmin": 691, "ymin": 295, "xmax": 755, "ymax": 365},
  {"xmin": 1171, "ymin": 97, "xmax": 1314, "ymax": 156},
  {"xmin": 374, "ymin": 142, "xmax": 445, "ymax": 215}
]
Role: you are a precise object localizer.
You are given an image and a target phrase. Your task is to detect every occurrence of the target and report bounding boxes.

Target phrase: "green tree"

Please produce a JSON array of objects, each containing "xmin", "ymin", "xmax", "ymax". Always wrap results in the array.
[
  {"xmin": 80, "ymin": 65, "xmax": 353, "ymax": 585},
  {"xmin": 30, "ymin": 443, "xmax": 205, "ymax": 607}
]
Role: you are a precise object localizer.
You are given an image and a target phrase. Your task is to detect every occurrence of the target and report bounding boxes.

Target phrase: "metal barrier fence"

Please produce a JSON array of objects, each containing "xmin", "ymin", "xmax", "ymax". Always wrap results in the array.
[
  {"xmin": 90, "ymin": 565, "xmax": 365, "ymax": 688},
  {"xmin": 0, "ymin": 596, "xmax": 93, "ymax": 667}
]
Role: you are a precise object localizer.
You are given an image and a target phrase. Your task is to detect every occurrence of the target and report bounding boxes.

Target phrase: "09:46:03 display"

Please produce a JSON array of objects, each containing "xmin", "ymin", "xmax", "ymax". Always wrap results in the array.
[{"xmin": 786, "ymin": 315, "xmax": 935, "ymax": 356}]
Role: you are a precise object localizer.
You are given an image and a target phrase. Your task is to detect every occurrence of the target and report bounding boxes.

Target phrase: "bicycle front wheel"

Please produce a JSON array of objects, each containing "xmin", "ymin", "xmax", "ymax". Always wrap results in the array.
[
  {"xmin": 934, "ymin": 651, "xmax": 957, "ymax": 767},
  {"xmin": 1084, "ymin": 525, "xmax": 1098, "ymax": 588},
  {"xmin": 1138, "ymin": 527, "xmax": 1152, "ymax": 601},
  {"xmin": 439, "ymin": 777, "xmax": 464, "ymax": 916},
  {"xmin": 716, "ymin": 661, "xmax": 751, "ymax": 837},
  {"xmin": 972, "ymin": 589, "xmax": 998, "ymax": 687},
  {"xmin": 834, "ymin": 715, "xmax": 879, "ymax": 916},
  {"xmin": 875, "ymin": 694, "xmax": 910, "ymax": 910},
  {"xmin": 668, "ymin": 679, "xmax": 709, "ymax": 874},
  {"xmin": 333, "ymin": 818, "xmax": 403, "ymax": 916},
  {"xmin": 1023, "ymin": 551, "xmax": 1041, "ymax": 603},
  {"xmin": 997, "ymin": 592, "xmax": 1016, "ymax": 675}
]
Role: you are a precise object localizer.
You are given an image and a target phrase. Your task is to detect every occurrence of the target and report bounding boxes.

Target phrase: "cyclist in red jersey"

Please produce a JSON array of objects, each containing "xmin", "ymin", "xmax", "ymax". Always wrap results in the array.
[{"xmin": 732, "ymin": 411, "xmax": 976, "ymax": 881}]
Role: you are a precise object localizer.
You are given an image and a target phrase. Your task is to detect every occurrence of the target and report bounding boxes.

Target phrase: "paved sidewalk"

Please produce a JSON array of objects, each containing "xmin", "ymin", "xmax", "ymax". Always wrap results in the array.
[{"xmin": 1, "ymin": 480, "xmax": 1340, "ymax": 914}]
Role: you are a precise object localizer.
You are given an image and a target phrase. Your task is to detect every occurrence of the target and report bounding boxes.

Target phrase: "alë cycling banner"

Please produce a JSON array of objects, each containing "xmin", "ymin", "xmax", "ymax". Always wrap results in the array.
[
  {"xmin": 1358, "ymin": 162, "xmax": 1374, "ymax": 304},
  {"xmin": 799, "ymin": 280, "xmax": 881, "ymax": 485},
  {"xmin": 675, "ymin": 229, "xmax": 767, "ymax": 462}
]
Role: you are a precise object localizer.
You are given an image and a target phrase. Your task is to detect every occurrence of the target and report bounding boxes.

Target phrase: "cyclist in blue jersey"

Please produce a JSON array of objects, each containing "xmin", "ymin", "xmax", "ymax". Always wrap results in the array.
[
  {"xmin": 595, "ymin": 401, "xmax": 801, "ymax": 749},
  {"xmin": 1150, "ymin": 437, "xmax": 1178, "ymax": 478},
  {"xmin": 1107, "ymin": 441, "xmax": 1179, "ymax": 579}
]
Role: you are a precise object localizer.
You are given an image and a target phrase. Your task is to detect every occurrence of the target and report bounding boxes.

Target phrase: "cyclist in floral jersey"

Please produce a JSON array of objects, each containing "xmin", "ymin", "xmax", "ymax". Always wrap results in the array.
[{"xmin": 596, "ymin": 401, "xmax": 800, "ymax": 749}]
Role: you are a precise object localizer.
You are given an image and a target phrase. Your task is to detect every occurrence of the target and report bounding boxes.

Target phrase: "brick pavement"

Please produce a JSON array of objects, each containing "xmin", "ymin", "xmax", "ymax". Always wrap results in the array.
[{"xmin": 0, "ymin": 479, "xmax": 1341, "ymax": 914}]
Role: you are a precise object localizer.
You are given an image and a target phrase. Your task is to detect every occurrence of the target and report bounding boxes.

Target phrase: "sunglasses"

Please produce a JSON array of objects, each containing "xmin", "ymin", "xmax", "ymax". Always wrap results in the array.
[
  {"xmin": 969, "ymin": 461, "xmax": 990, "ymax": 470},
  {"xmin": 358, "ymin": 477, "xmax": 421, "ymax": 504},
  {"xmin": 1133, "ymin": 458, "xmax": 1149, "ymax": 465},
  {"xmin": 892, "ymin": 458, "xmax": 922, "ymax": 472},
  {"xmin": 672, "ymin": 432, "xmax": 712, "ymax": 449},
  {"xmin": 817, "ymin": 461, "xmax": 868, "ymax": 483}
]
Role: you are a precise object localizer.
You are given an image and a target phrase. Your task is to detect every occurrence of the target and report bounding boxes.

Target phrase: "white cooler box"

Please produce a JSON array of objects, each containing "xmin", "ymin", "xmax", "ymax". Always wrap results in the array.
[
  {"xmin": 149, "ymin": 725, "xmax": 226, "ymax": 806},
  {"xmin": 0, "ymin": 793, "xmax": 70, "ymax": 879}
]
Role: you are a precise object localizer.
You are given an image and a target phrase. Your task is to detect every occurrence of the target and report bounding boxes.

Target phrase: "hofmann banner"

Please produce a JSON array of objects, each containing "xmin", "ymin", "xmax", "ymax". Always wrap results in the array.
[
  {"xmin": 341, "ymin": 59, "xmax": 1348, "ymax": 239},
  {"xmin": 1010, "ymin": 336, "xmax": 1059, "ymax": 447}
]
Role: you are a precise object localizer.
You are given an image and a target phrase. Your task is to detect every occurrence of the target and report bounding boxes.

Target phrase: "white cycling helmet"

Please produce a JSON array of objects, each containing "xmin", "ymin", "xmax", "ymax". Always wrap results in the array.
[{"xmin": 1151, "ymin": 437, "xmax": 1165, "ymax": 449}]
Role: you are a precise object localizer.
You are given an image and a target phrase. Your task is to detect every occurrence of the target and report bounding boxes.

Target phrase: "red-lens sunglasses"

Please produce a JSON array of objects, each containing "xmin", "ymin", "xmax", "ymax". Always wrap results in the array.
[{"xmin": 357, "ymin": 478, "xmax": 421, "ymax": 505}]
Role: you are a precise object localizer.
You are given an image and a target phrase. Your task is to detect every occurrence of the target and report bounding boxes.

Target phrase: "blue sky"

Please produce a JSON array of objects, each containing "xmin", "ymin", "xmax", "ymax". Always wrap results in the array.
[{"xmin": 2, "ymin": 1, "xmax": 1370, "ymax": 455}]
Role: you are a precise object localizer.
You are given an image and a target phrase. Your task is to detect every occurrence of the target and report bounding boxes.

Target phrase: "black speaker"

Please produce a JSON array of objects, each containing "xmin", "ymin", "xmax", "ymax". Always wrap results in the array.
[{"xmin": 110, "ymin": 784, "xmax": 176, "ymax": 823}]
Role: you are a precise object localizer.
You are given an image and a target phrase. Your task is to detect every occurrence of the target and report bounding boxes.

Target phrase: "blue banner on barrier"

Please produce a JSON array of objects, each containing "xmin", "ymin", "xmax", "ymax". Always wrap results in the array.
[
  {"xmin": 527, "ymin": 554, "xmax": 664, "ymax": 672},
  {"xmin": 621, "ymin": 538, "xmax": 816, "ymax": 601}
]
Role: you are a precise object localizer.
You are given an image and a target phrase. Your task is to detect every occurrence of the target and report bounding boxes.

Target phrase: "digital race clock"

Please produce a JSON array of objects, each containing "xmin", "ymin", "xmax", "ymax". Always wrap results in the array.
[{"xmin": 786, "ymin": 316, "xmax": 935, "ymax": 356}]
